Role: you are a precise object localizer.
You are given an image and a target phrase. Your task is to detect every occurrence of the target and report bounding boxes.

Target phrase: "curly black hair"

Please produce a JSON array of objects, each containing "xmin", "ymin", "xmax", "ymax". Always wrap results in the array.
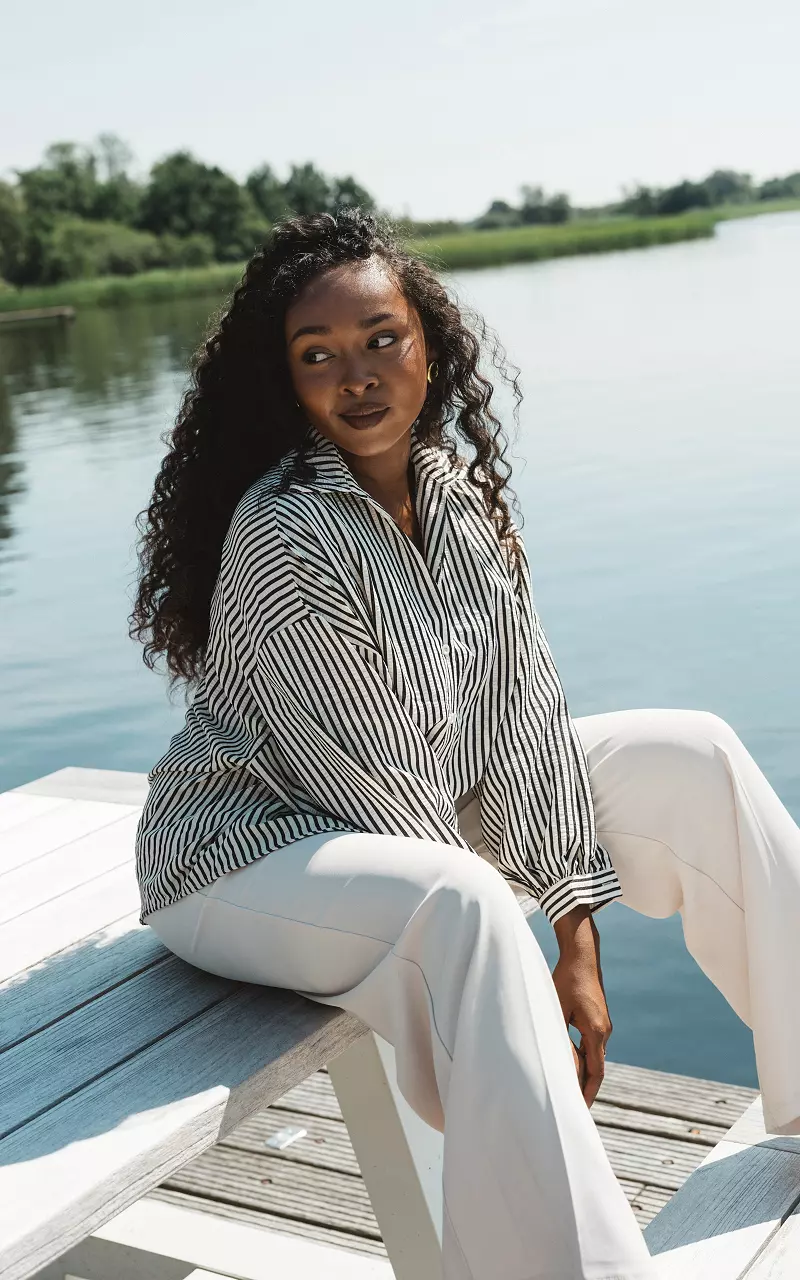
[{"xmin": 130, "ymin": 208, "xmax": 524, "ymax": 688}]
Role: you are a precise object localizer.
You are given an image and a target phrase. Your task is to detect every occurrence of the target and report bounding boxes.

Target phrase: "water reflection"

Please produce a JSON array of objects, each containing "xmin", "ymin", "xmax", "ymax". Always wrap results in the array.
[
  {"xmin": 0, "ymin": 373, "xmax": 21, "ymax": 550},
  {"xmin": 0, "ymin": 296, "xmax": 221, "ymax": 594},
  {"xmin": 0, "ymin": 299, "xmax": 219, "ymax": 402}
]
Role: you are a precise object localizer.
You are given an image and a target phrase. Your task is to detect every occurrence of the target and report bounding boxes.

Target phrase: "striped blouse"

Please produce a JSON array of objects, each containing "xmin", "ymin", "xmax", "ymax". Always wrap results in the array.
[{"xmin": 135, "ymin": 421, "xmax": 623, "ymax": 926}]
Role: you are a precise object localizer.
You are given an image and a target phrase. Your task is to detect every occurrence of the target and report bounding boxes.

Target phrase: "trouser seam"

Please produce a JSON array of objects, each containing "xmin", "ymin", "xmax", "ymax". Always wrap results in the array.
[
  {"xmin": 442, "ymin": 1188, "xmax": 476, "ymax": 1279},
  {"xmin": 597, "ymin": 827, "xmax": 744, "ymax": 912},
  {"xmin": 388, "ymin": 947, "xmax": 454, "ymax": 1064},
  {"xmin": 187, "ymin": 889, "xmax": 397, "ymax": 947},
  {"xmin": 189, "ymin": 890, "xmax": 456, "ymax": 1065}
]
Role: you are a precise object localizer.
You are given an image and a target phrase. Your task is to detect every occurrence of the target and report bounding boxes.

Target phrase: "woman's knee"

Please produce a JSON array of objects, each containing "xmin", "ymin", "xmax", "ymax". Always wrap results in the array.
[
  {"xmin": 579, "ymin": 707, "xmax": 747, "ymax": 867},
  {"xmin": 425, "ymin": 847, "xmax": 522, "ymax": 929},
  {"xmin": 578, "ymin": 706, "xmax": 741, "ymax": 781}
]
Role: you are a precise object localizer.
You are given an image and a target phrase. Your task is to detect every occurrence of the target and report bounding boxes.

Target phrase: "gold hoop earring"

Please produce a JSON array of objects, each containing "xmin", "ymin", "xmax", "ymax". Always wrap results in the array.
[{"xmin": 427, "ymin": 360, "xmax": 439, "ymax": 384}]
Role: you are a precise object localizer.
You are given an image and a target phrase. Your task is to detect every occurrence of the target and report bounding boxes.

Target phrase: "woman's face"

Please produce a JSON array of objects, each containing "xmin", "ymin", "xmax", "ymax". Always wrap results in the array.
[{"xmin": 284, "ymin": 257, "xmax": 432, "ymax": 459}]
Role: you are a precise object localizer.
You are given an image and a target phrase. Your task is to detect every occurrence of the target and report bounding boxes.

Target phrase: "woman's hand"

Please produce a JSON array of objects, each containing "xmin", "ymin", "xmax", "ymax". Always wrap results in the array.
[{"xmin": 551, "ymin": 904, "xmax": 612, "ymax": 1107}]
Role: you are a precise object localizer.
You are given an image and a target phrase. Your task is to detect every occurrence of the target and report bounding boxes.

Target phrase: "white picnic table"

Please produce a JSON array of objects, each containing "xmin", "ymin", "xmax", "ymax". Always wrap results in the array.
[{"xmin": 1, "ymin": 767, "xmax": 799, "ymax": 1280}]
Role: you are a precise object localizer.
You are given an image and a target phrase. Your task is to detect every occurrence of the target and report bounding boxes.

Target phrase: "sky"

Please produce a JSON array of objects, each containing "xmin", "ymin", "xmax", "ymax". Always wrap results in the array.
[{"xmin": 1, "ymin": 0, "xmax": 799, "ymax": 222}]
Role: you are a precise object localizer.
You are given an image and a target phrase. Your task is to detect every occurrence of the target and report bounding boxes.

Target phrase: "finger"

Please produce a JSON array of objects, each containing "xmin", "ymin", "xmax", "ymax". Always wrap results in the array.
[
  {"xmin": 577, "ymin": 1045, "xmax": 588, "ymax": 1095},
  {"xmin": 580, "ymin": 1033, "xmax": 606, "ymax": 1107},
  {"xmin": 571, "ymin": 1040, "xmax": 590, "ymax": 1099},
  {"xmin": 570, "ymin": 1039, "xmax": 582, "ymax": 1082}
]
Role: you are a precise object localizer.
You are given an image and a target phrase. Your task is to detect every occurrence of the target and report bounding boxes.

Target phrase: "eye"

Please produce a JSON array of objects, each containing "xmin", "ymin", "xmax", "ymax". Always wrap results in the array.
[
  {"xmin": 302, "ymin": 350, "xmax": 332, "ymax": 365},
  {"xmin": 369, "ymin": 333, "xmax": 396, "ymax": 350}
]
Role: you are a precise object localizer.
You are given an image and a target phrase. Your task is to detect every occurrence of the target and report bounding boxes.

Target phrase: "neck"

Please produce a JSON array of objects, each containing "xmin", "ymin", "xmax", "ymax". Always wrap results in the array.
[{"xmin": 341, "ymin": 430, "xmax": 413, "ymax": 524}]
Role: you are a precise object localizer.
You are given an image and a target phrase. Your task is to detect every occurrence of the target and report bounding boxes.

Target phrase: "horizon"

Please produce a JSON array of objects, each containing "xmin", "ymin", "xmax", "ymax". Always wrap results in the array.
[{"xmin": 2, "ymin": 0, "xmax": 798, "ymax": 222}]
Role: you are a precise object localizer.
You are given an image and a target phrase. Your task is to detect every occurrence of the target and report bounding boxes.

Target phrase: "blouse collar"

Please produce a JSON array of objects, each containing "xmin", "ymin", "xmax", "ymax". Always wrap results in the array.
[{"xmin": 291, "ymin": 421, "xmax": 466, "ymax": 500}]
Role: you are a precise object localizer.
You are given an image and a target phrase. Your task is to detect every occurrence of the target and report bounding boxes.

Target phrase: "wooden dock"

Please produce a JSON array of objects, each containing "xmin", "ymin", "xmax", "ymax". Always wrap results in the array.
[
  {"xmin": 149, "ymin": 1058, "xmax": 758, "ymax": 1260},
  {"xmin": 0, "ymin": 305, "xmax": 75, "ymax": 326}
]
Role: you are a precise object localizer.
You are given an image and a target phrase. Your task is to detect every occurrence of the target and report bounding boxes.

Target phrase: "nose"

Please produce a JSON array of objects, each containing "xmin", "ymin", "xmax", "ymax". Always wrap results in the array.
[{"xmin": 341, "ymin": 353, "xmax": 379, "ymax": 397}]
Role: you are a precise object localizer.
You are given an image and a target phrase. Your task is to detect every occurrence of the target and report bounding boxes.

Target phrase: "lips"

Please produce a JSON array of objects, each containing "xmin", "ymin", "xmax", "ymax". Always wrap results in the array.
[{"xmin": 339, "ymin": 406, "xmax": 390, "ymax": 430}]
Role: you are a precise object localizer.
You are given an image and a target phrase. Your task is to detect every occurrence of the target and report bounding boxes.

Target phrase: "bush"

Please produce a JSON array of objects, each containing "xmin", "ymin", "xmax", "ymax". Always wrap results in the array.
[
  {"xmin": 759, "ymin": 173, "xmax": 800, "ymax": 201},
  {"xmin": 0, "ymin": 181, "xmax": 27, "ymax": 284},
  {"xmin": 42, "ymin": 218, "xmax": 164, "ymax": 281},
  {"xmin": 474, "ymin": 201, "xmax": 522, "ymax": 231},
  {"xmin": 654, "ymin": 181, "xmax": 711, "ymax": 216},
  {"xmin": 156, "ymin": 232, "xmax": 216, "ymax": 269},
  {"xmin": 36, "ymin": 219, "xmax": 225, "ymax": 281}
]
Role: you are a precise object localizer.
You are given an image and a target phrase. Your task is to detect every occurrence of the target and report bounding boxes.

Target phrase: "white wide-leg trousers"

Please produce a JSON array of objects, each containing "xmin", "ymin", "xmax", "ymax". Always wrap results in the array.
[{"xmin": 146, "ymin": 708, "xmax": 800, "ymax": 1280}]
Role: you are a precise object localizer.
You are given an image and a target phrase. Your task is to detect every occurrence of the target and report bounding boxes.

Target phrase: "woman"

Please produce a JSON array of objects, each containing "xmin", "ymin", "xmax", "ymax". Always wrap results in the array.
[{"xmin": 131, "ymin": 209, "xmax": 800, "ymax": 1280}]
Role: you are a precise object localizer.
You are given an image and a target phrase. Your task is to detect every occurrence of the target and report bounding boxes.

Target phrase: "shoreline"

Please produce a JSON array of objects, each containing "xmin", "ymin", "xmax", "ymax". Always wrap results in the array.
[{"xmin": 1, "ymin": 201, "xmax": 798, "ymax": 314}]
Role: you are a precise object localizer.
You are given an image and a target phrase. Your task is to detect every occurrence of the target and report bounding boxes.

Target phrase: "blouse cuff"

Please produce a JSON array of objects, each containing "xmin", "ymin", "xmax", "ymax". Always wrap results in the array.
[{"xmin": 537, "ymin": 867, "xmax": 624, "ymax": 927}]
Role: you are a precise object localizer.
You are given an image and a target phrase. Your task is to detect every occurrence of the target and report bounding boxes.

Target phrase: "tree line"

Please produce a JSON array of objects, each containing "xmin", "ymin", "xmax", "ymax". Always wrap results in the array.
[
  {"xmin": 0, "ymin": 134, "xmax": 377, "ymax": 288},
  {"xmin": 616, "ymin": 169, "xmax": 800, "ymax": 217},
  {"xmin": 475, "ymin": 168, "xmax": 800, "ymax": 229},
  {"xmin": 1, "ymin": 134, "xmax": 798, "ymax": 290}
]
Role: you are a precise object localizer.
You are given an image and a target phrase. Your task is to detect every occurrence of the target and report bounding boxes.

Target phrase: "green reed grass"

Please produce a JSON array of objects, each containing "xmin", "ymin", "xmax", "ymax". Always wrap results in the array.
[
  {"xmin": 0, "ymin": 263, "xmax": 245, "ymax": 313},
  {"xmin": 1, "ymin": 202, "xmax": 798, "ymax": 312},
  {"xmin": 405, "ymin": 212, "xmax": 719, "ymax": 271}
]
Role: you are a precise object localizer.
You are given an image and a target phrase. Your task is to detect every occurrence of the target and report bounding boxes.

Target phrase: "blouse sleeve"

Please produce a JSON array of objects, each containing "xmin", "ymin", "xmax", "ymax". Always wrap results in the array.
[{"xmin": 476, "ymin": 525, "xmax": 624, "ymax": 926}]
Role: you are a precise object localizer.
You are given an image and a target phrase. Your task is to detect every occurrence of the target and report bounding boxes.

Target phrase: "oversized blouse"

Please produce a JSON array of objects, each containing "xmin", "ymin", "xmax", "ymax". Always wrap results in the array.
[{"xmin": 135, "ymin": 421, "xmax": 623, "ymax": 925}]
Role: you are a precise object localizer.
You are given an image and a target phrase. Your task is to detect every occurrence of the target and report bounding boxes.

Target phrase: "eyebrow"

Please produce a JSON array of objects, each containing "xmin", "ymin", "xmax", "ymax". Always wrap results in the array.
[{"xmin": 288, "ymin": 312, "xmax": 397, "ymax": 345}]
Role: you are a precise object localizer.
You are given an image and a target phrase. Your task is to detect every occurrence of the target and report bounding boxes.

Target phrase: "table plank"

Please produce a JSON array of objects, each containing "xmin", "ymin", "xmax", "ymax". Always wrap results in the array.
[
  {"xmin": 1, "ymin": 958, "xmax": 236, "ymax": 1140},
  {"xmin": 0, "ymin": 913, "xmax": 162, "ymax": 1053},
  {"xmin": 272, "ymin": 1072, "xmax": 344, "ymax": 1121},
  {"xmin": 13, "ymin": 768, "xmax": 150, "ymax": 806},
  {"xmin": 723, "ymin": 1096, "xmax": 800, "ymax": 1158},
  {"xmin": 0, "ymin": 812, "xmax": 139, "ymax": 924},
  {"xmin": 0, "ymin": 800, "xmax": 138, "ymax": 876},
  {"xmin": 0, "ymin": 794, "xmax": 70, "ymax": 836},
  {"xmin": 0, "ymin": 986, "xmax": 366, "ymax": 1280},
  {"xmin": 0, "ymin": 863, "xmax": 140, "ymax": 981},
  {"xmin": 744, "ymin": 1203, "xmax": 800, "ymax": 1278},
  {"xmin": 644, "ymin": 1140, "xmax": 800, "ymax": 1277}
]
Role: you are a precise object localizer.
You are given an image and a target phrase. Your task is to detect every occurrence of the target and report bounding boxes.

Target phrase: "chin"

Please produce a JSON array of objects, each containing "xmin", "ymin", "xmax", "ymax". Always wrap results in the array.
[{"xmin": 330, "ymin": 417, "xmax": 413, "ymax": 457}]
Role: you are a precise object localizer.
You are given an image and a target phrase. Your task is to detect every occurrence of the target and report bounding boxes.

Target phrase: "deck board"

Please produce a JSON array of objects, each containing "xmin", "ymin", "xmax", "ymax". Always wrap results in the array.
[
  {"xmin": 150, "ymin": 1186, "xmax": 391, "ymax": 1259},
  {"xmin": 155, "ymin": 1062, "xmax": 759, "ymax": 1260}
]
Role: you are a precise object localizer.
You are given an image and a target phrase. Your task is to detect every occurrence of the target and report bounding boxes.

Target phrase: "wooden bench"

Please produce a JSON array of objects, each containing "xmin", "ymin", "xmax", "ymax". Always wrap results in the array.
[
  {"xmin": 0, "ymin": 768, "xmax": 445, "ymax": 1280},
  {"xmin": 644, "ymin": 1094, "xmax": 800, "ymax": 1276},
  {"xmin": 2, "ymin": 767, "xmax": 799, "ymax": 1279}
]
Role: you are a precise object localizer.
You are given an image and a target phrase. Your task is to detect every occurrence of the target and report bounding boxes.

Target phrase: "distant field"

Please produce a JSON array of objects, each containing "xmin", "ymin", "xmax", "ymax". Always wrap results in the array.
[
  {"xmin": 0, "ymin": 262, "xmax": 245, "ymax": 313},
  {"xmin": 707, "ymin": 197, "xmax": 800, "ymax": 221},
  {"xmin": 1, "ymin": 200, "xmax": 798, "ymax": 312},
  {"xmin": 406, "ymin": 211, "xmax": 718, "ymax": 270}
]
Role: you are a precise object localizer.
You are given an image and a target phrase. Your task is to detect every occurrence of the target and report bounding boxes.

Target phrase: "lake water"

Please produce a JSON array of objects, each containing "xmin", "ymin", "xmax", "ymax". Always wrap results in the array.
[{"xmin": 3, "ymin": 212, "xmax": 799, "ymax": 1089}]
